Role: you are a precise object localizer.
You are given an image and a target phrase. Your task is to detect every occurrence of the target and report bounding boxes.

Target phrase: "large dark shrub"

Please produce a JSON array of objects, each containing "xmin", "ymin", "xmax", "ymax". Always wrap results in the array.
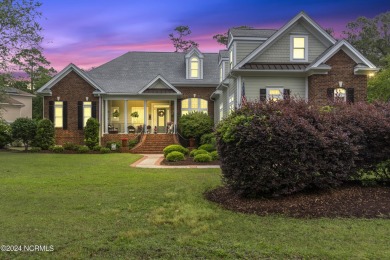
[
  {"xmin": 0, "ymin": 119, "xmax": 12, "ymax": 148},
  {"xmin": 11, "ymin": 118, "xmax": 37, "ymax": 151},
  {"xmin": 216, "ymin": 100, "xmax": 390, "ymax": 197},
  {"xmin": 33, "ymin": 118, "xmax": 55, "ymax": 150},
  {"xmin": 178, "ymin": 112, "xmax": 213, "ymax": 144},
  {"xmin": 84, "ymin": 118, "xmax": 99, "ymax": 149}
]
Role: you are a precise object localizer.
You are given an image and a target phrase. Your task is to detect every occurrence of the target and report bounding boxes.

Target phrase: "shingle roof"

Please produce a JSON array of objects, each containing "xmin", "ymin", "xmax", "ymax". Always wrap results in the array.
[
  {"xmin": 230, "ymin": 28, "xmax": 277, "ymax": 38},
  {"xmin": 5, "ymin": 87, "xmax": 35, "ymax": 97},
  {"xmin": 87, "ymin": 52, "xmax": 219, "ymax": 93},
  {"xmin": 0, "ymin": 96, "xmax": 25, "ymax": 106},
  {"xmin": 219, "ymin": 50, "xmax": 229, "ymax": 58},
  {"xmin": 241, "ymin": 63, "xmax": 308, "ymax": 70}
]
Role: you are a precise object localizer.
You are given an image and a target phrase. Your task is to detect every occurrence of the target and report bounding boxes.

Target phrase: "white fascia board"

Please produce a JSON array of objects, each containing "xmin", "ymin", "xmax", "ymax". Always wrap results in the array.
[
  {"xmin": 227, "ymin": 37, "xmax": 268, "ymax": 49},
  {"xmin": 235, "ymin": 12, "xmax": 337, "ymax": 69}
]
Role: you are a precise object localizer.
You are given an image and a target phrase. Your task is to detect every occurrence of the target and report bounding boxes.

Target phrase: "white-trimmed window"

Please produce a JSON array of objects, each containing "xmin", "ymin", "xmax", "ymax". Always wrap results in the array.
[
  {"xmin": 229, "ymin": 50, "xmax": 233, "ymax": 69},
  {"xmin": 181, "ymin": 98, "xmax": 207, "ymax": 115},
  {"xmin": 219, "ymin": 103, "xmax": 224, "ymax": 120},
  {"xmin": 291, "ymin": 35, "xmax": 308, "ymax": 61},
  {"xmin": 83, "ymin": 101, "xmax": 92, "ymax": 126},
  {"xmin": 334, "ymin": 88, "xmax": 346, "ymax": 102},
  {"xmin": 228, "ymin": 94, "xmax": 234, "ymax": 113},
  {"xmin": 220, "ymin": 66, "xmax": 223, "ymax": 82},
  {"xmin": 190, "ymin": 57, "xmax": 199, "ymax": 78},
  {"xmin": 267, "ymin": 88, "xmax": 284, "ymax": 101},
  {"xmin": 54, "ymin": 101, "xmax": 63, "ymax": 128}
]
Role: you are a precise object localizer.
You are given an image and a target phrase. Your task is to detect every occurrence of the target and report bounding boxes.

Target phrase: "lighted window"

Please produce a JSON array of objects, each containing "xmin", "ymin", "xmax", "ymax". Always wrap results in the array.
[
  {"xmin": 267, "ymin": 88, "xmax": 284, "ymax": 101},
  {"xmin": 181, "ymin": 98, "xmax": 208, "ymax": 115},
  {"xmin": 190, "ymin": 57, "xmax": 199, "ymax": 78},
  {"xmin": 54, "ymin": 101, "xmax": 63, "ymax": 128},
  {"xmin": 228, "ymin": 94, "xmax": 234, "ymax": 114},
  {"xmin": 229, "ymin": 50, "xmax": 233, "ymax": 69},
  {"xmin": 291, "ymin": 36, "xmax": 307, "ymax": 61},
  {"xmin": 83, "ymin": 101, "xmax": 92, "ymax": 127},
  {"xmin": 219, "ymin": 103, "xmax": 224, "ymax": 120},
  {"xmin": 334, "ymin": 88, "xmax": 346, "ymax": 102}
]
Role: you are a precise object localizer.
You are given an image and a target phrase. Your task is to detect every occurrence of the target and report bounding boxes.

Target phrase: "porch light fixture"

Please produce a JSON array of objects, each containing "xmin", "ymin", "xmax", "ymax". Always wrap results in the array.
[
  {"xmin": 86, "ymin": 97, "xmax": 89, "ymax": 101},
  {"xmin": 368, "ymin": 72, "xmax": 375, "ymax": 78},
  {"xmin": 193, "ymin": 94, "xmax": 196, "ymax": 98},
  {"xmin": 57, "ymin": 96, "xmax": 60, "ymax": 101},
  {"xmin": 338, "ymin": 81, "xmax": 343, "ymax": 88}
]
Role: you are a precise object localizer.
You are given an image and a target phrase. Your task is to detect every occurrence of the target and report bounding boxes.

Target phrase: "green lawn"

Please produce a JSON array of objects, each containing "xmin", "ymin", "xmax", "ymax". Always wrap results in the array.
[{"xmin": 0, "ymin": 153, "xmax": 389, "ymax": 259}]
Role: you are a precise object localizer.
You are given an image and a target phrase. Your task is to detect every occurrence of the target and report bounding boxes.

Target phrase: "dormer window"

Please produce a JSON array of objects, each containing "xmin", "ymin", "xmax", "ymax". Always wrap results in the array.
[
  {"xmin": 190, "ymin": 57, "xmax": 199, "ymax": 78},
  {"xmin": 290, "ymin": 35, "xmax": 308, "ymax": 61}
]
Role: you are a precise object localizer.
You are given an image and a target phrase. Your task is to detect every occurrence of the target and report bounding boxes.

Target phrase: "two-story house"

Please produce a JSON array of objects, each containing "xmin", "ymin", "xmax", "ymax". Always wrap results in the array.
[{"xmin": 37, "ymin": 12, "xmax": 377, "ymax": 150}]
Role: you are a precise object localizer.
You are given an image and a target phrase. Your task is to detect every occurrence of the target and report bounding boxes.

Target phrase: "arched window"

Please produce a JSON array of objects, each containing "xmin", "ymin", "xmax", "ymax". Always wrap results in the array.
[
  {"xmin": 190, "ymin": 57, "xmax": 199, "ymax": 78},
  {"xmin": 181, "ymin": 98, "xmax": 207, "ymax": 115}
]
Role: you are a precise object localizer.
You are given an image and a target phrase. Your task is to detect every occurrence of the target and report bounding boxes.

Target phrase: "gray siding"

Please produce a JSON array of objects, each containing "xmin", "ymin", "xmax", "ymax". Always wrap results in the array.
[
  {"xmin": 254, "ymin": 22, "xmax": 327, "ymax": 63},
  {"xmin": 236, "ymin": 41, "xmax": 262, "ymax": 64},
  {"xmin": 214, "ymin": 97, "xmax": 220, "ymax": 125},
  {"xmin": 243, "ymin": 76, "xmax": 306, "ymax": 101},
  {"xmin": 227, "ymin": 78, "xmax": 237, "ymax": 113},
  {"xmin": 224, "ymin": 61, "xmax": 229, "ymax": 78}
]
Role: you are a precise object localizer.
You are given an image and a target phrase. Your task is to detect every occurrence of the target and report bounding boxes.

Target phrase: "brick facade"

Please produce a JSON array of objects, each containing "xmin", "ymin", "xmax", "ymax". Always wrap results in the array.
[
  {"xmin": 101, "ymin": 133, "xmax": 137, "ymax": 147},
  {"xmin": 176, "ymin": 86, "xmax": 215, "ymax": 120},
  {"xmin": 308, "ymin": 50, "xmax": 367, "ymax": 105},
  {"xmin": 44, "ymin": 71, "xmax": 99, "ymax": 145}
]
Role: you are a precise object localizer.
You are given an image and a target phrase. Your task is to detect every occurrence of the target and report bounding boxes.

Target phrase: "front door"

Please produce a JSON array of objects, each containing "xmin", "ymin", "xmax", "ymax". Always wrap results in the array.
[{"xmin": 157, "ymin": 108, "xmax": 166, "ymax": 133}]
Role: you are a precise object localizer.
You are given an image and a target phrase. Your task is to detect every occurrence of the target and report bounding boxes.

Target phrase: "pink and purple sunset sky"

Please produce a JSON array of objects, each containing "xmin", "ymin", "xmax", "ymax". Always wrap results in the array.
[{"xmin": 40, "ymin": 0, "xmax": 389, "ymax": 71}]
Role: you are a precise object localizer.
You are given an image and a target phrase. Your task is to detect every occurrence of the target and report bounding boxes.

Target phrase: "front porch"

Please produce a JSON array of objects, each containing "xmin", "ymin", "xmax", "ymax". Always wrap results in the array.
[{"xmin": 102, "ymin": 99, "xmax": 178, "ymax": 135}]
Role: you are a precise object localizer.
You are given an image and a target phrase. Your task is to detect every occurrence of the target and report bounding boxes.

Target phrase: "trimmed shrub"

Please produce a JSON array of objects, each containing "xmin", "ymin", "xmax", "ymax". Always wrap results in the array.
[
  {"xmin": 106, "ymin": 141, "xmax": 121, "ymax": 150},
  {"xmin": 84, "ymin": 118, "xmax": 99, "ymax": 149},
  {"xmin": 166, "ymin": 151, "xmax": 185, "ymax": 162},
  {"xmin": 33, "ymin": 119, "xmax": 55, "ymax": 150},
  {"xmin": 63, "ymin": 142, "xmax": 78, "ymax": 151},
  {"xmin": 128, "ymin": 139, "xmax": 138, "ymax": 149},
  {"xmin": 30, "ymin": 147, "xmax": 42, "ymax": 153},
  {"xmin": 178, "ymin": 112, "xmax": 213, "ymax": 144},
  {"xmin": 11, "ymin": 118, "xmax": 37, "ymax": 151},
  {"xmin": 51, "ymin": 145, "xmax": 64, "ymax": 153},
  {"xmin": 193, "ymin": 149, "xmax": 209, "ymax": 157},
  {"xmin": 77, "ymin": 146, "xmax": 90, "ymax": 153},
  {"xmin": 100, "ymin": 147, "xmax": 111, "ymax": 154},
  {"xmin": 194, "ymin": 153, "xmax": 212, "ymax": 162},
  {"xmin": 216, "ymin": 99, "xmax": 390, "ymax": 197},
  {"xmin": 163, "ymin": 144, "xmax": 189, "ymax": 157},
  {"xmin": 93, "ymin": 145, "xmax": 102, "ymax": 151},
  {"xmin": 189, "ymin": 149, "xmax": 198, "ymax": 157},
  {"xmin": 0, "ymin": 120, "xmax": 12, "ymax": 148},
  {"xmin": 210, "ymin": 151, "xmax": 219, "ymax": 161},
  {"xmin": 198, "ymin": 144, "xmax": 216, "ymax": 152},
  {"xmin": 200, "ymin": 133, "xmax": 216, "ymax": 146}
]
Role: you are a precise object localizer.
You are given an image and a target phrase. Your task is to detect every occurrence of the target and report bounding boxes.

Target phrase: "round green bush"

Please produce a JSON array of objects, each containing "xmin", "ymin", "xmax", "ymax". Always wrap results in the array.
[
  {"xmin": 30, "ymin": 147, "xmax": 42, "ymax": 153},
  {"xmin": 33, "ymin": 119, "xmax": 55, "ymax": 150},
  {"xmin": 166, "ymin": 151, "xmax": 185, "ymax": 162},
  {"xmin": 198, "ymin": 144, "xmax": 216, "ymax": 152},
  {"xmin": 200, "ymin": 133, "xmax": 216, "ymax": 146},
  {"xmin": 100, "ymin": 147, "xmax": 111, "ymax": 154},
  {"xmin": 63, "ymin": 142, "xmax": 78, "ymax": 151},
  {"xmin": 189, "ymin": 149, "xmax": 198, "ymax": 157},
  {"xmin": 210, "ymin": 151, "xmax": 219, "ymax": 161},
  {"xmin": 178, "ymin": 112, "xmax": 213, "ymax": 144},
  {"xmin": 93, "ymin": 145, "xmax": 102, "ymax": 151},
  {"xmin": 163, "ymin": 144, "xmax": 189, "ymax": 157},
  {"xmin": 194, "ymin": 153, "xmax": 212, "ymax": 162},
  {"xmin": 51, "ymin": 146, "xmax": 64, "ymax": 153},
  {"xmin": 193, "ymin": 149, "xmax": 209, "ymax": 157},
  {"xmin": 11, "ymin": 117, "xmax": 37, "ymax": 151},
  {"xmin": 0, "ymin": 120, "xmax": 12, "ymax": 148},
  {"xmin": 77, "ymin": 146, "xmax": 90, "ymax": 153}
]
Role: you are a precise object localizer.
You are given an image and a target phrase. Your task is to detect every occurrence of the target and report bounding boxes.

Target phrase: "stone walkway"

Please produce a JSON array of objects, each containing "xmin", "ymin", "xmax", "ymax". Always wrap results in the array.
[{"xmin": 130, "ymin": 154, "xmax": 220, "ymax": 168}]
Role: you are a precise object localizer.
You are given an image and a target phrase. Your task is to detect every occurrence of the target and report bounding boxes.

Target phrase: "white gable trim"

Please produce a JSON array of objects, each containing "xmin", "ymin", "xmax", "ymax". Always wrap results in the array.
[
  {"xmin": 236, "ymin": 12, "xmax": 337, "ymax": 69},
  {"xmin": 138, "ymin": 75, "xmax": 182, "ymax": 94},
  {"xmin": 185, "ymin": 46, "xmax": 204, "ymax": 59},
  {"xmin": 310, "ymin": 40, "xmax": 377, "ymax": 69},
  {"xmin": 36, "ymin": 63, "xmax": 105, "ymax": 94}
]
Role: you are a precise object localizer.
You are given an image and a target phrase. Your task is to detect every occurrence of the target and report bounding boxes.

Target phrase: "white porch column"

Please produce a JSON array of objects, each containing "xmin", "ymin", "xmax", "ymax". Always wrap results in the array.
[
  {"xmin": 144, "ymin": 100, "xmax": 147, "ymax": 133},
  {"xmin": 174, "ymin": 99, "xmax": 177, "ymax": 134},
  {"xmin": 124, "ymin": 99, "xmax": 128, "ymax": 134},
  {"xmin": 104, "ymin": 99, "xmax": 108, "ymax": 134}
]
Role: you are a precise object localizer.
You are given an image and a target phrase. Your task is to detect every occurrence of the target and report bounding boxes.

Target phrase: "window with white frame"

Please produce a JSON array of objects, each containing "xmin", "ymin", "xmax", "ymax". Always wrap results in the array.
[
  {"xmin": 190, "ymin": 57, "xmax": 199, "ymax": 78},
  {"xmin": 181, "ymin": 98, "xmax": 207, "ymax": 115},
  {"xmin": 228, "ymin": 94, "xmax": 234, "ymax": 113},
  {"xmin": 220, "ymin": 66, "xmax": 223, "ymax": 82},
  {"xmin": 334, "ymin": 88, "xmax": 346, "ymax": 102},
  {"xmin": 54, "ymin": 101, "xmax": 63, "ymax": 128},
  {"xmin": 83, "ymin": 101, "xmax": 92, "ymax": 127},
  {"xmin": 219, "ymin": 103, "xmax": 224, "ymax": 120},
  {"xmin": 267, "ymin": 88, "xmax": 284, "ymax": 101},
  {"xmin": 229, "ymin": 50, "xmax": 233, "ymax": 69},
  {"xmin": 291, "ymin": 36, "xmax": 308, "ymax": 61}
]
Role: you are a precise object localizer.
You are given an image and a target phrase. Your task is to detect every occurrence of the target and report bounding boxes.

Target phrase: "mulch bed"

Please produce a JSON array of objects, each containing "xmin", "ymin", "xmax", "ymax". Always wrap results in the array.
[
  {"xmin": 161, "ymin": 157, "xmax": 221, "ymax": 166},
  {"xmin": 205, "ymin": 183, "xmax": 390, "ymax": 219}
]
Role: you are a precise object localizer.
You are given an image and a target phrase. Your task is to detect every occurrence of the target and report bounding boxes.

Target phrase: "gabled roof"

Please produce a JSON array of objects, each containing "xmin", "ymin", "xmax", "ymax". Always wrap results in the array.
[
  {"xmin": 87, "ymin": 52, "xmax": 219, "ymax": 93},
  {"xmin": 5, "ymin": 87, "xmax": 35, "ymax": 97},
  {"xmin": 138, "ymin": 75, "xmax": 181, "ymax": 95},
  {"xmin": 241, "ymin": 63, "xmax": 308, "ymax": 71},
  {"xmin": 36, "ymin": 63, "xmax": 105, "ymax": 94},
  {"xmin": 185, "ymin": 47, "xmax": 204, "ymax": 59},
  {"xmin": 0, "ymin": 96, "xmax": 25, "ymax": 106},
  {"xmin": 308, "ymin": 40, "xmax": 377, "ymax": 69},
  {"xmin": 229, "ymin": 28, "xmax": 277, "ymax": 38},
  {"xmin": 236, "ymin": 12, "xmax": 337, "ymax": 69}
]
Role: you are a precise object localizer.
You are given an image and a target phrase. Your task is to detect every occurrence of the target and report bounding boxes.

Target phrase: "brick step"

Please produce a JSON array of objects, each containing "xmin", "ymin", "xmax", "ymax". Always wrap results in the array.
[{"xmin": 130, "ymin": 134, "xmax": 178, "ymax": 154}]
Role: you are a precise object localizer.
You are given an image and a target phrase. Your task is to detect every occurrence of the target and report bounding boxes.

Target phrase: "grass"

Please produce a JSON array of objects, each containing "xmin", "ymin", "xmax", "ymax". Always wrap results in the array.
[{"xmin": 0, "ymin": 152, "xmax": 389, "ymax": 259}]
